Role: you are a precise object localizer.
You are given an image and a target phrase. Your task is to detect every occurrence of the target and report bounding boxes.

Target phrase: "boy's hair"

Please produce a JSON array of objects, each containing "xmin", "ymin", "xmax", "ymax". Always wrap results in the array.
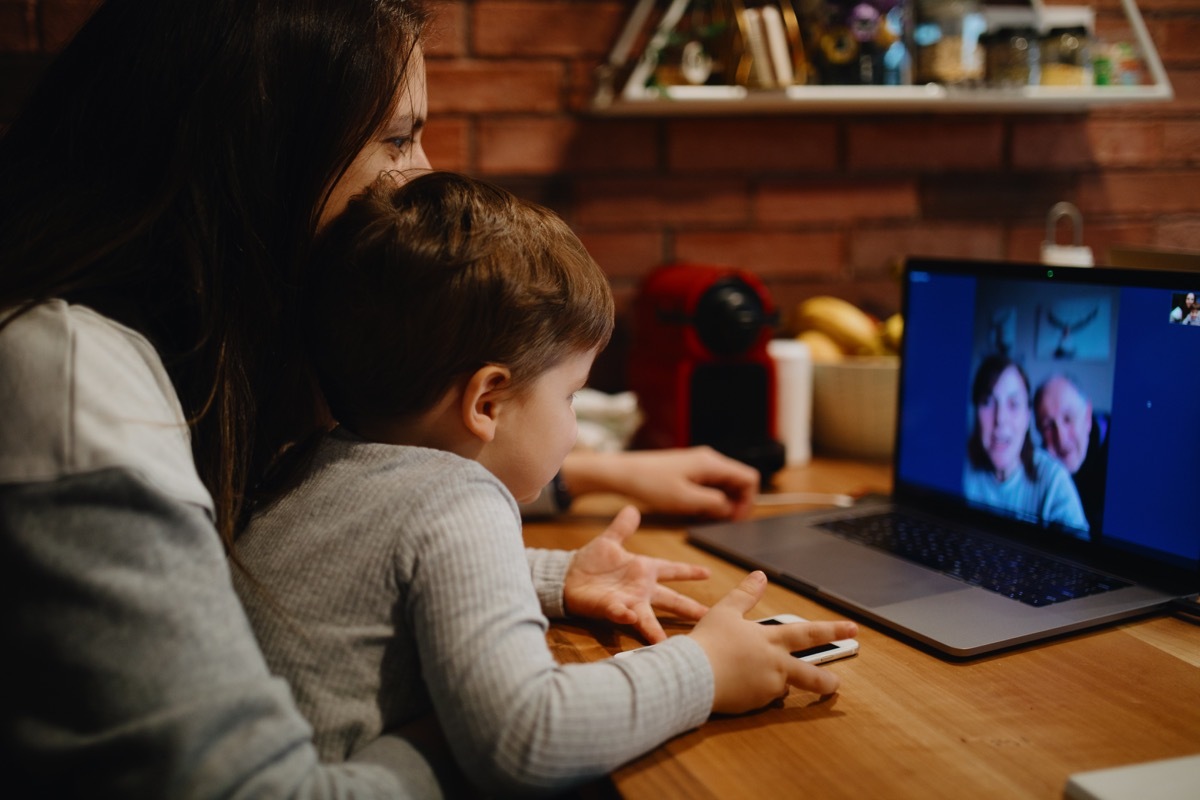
[{"xmin": 306, "ymin": 171, "xmax": 614, "ymax": 428}]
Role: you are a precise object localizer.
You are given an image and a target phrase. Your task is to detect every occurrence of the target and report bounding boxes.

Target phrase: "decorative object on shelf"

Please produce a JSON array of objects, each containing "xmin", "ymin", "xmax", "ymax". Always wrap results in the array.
[
  {"xmin": 1041, "ymin": 201, "xmax": 1095, "ymax": 268},
  {"xmin": 1092, "ymin": 33, "xmax": 1144, "ymax": 86},
  {"xmin": 645, "ymin": 0, "xmax": 734, "ymax": 90},
  {"xmin": 806, "ymin": 0, "xmax": 906, "ymax": 85}
]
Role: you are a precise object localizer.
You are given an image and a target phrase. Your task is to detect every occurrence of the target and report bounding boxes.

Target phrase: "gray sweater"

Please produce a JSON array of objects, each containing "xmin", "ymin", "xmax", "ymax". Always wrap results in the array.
[
  {"xmin": 234, "ymin": 429, "xmax": 714, "ymax": 796},
  {"xmin": 0, "ymin": 301, "xmax": 444, "ymax": 798}
]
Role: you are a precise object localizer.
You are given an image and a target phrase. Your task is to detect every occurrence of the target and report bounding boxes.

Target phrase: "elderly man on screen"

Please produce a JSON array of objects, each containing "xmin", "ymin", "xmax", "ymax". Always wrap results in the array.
[{"xmin": 1033, "ymin": 374, "xmax": 1110, "ymax": 534}]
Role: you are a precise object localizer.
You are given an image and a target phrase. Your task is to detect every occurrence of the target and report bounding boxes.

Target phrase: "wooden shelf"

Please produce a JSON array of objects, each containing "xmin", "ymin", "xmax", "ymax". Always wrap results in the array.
[{"xmin": 591, "ymin": 0, "xmax": 1174, "ymax": 116}]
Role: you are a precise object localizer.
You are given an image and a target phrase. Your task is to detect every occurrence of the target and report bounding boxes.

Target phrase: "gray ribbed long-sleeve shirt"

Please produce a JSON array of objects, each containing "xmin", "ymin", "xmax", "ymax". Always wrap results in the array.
[{"xmin": 234, "ymin": 429, "xmax": 714, "ymax": 796}]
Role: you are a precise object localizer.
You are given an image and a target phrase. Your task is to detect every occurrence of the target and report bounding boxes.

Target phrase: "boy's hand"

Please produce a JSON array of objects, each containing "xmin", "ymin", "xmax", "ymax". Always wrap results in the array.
[
  {"xmin": 688, "ymin": 571, "xmax": 858, "ymax": 714},
  {"xmin": 562, "ymin": 505, "xmax": 710, "ymax": 643}
]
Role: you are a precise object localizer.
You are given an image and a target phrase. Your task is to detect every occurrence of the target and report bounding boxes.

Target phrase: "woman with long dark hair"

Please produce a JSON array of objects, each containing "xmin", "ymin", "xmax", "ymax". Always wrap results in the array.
[{"xmin": 0, "ymin": 1, "xmax": 764, "ymax": 794}]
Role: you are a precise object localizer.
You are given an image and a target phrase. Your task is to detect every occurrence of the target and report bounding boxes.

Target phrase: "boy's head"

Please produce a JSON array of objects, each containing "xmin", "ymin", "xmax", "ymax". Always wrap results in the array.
[{"xmin": 306, "ymin": 170, "xmax": 614, "ymax": 438}]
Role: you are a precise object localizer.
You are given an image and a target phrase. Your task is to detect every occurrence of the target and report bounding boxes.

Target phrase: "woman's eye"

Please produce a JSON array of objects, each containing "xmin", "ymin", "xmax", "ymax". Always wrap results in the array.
[{"xmin": 388, "ymin": 135, "xmax": 414, "ymax": 151}]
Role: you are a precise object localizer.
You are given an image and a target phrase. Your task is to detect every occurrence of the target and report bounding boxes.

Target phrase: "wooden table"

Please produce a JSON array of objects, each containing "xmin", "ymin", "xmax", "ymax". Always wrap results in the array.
[{"xmin": 524, "ymin": 458, "xmax": 1200, "ymax": 799}]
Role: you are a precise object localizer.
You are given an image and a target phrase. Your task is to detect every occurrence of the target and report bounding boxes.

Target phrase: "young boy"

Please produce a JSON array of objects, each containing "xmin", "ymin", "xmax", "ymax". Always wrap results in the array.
[{"xmin": 233, "ymin": 171, "xmax": 856, "ymax": 795}]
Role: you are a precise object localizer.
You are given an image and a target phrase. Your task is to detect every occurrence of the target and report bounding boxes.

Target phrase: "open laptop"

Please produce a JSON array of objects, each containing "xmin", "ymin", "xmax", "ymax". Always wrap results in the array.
[{"xmin": 688, "ymin": 256, "xmax": 1200, "ymax": 658}]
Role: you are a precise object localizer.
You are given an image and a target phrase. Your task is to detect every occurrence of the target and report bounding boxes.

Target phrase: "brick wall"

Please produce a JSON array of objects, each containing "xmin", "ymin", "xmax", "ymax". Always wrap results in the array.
[{"xmin": 3, "ymin": 0, "xmax": 1198, "ymax": 389}]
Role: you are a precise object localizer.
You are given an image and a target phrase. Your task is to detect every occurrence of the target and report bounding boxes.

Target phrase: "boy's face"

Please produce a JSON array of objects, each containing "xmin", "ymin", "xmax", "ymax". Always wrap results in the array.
[{"xmin": 478, "ymin": 349, "xmax": 597, "ymax": 504}]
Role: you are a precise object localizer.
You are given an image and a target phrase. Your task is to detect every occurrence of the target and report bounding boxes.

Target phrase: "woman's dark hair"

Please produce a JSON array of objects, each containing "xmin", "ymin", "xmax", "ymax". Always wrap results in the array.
[
  {"xmin": 0, "ymin": 0, "xmax": 429, "ymax": 548},
  {"xmin": 307, "ymin": 171, "xmax": 614, "ymax": 430},
  {"xmin": 967, "ymin": 354, "xmax": 1036, "ymax": 480}
]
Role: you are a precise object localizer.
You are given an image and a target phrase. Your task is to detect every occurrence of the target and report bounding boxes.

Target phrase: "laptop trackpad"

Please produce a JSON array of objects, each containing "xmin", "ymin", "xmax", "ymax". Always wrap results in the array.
[{"xmin": 775, "ymin": 537, "xmax": 965, "ymax": 608}]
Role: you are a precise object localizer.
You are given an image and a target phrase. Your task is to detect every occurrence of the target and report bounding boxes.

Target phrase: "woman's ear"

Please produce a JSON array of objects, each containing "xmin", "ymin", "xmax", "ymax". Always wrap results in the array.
[{"xmin": 461, "ymin": 365, "xmax": 511, "ymax": 443}]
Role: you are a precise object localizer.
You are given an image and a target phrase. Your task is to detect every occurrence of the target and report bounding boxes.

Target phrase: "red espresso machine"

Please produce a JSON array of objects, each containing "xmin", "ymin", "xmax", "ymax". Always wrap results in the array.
[{"xmin": 628, "ymin": 263, "xmax": 786, "ymax": 483}]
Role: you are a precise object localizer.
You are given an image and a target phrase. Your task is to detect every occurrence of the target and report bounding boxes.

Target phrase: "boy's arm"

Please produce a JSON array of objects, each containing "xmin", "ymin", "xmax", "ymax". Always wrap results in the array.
[
  {"xmin": 406, "ymin": 478, "xmax": 712, "ymax": 795},
  {"xmin": 526, "ymin": 546, "xmax": 573, "ymax": 618}
]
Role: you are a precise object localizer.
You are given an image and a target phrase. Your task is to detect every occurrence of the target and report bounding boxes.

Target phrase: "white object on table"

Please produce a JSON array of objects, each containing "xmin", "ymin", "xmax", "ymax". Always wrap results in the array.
[{"xmin": 767, "ymin": 339, "xmax": 813, "ymax": 466}]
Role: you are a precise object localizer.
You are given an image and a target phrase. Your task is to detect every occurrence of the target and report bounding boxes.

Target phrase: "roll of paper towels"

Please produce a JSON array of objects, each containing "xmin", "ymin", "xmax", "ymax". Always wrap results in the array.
[{"xmin": 767, "ymin": 339, "xmax": 812, "ymax": 466}]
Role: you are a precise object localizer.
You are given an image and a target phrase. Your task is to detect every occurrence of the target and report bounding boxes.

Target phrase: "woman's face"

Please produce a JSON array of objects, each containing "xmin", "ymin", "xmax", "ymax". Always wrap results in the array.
[
  {"xmin": 976, "ymin": 365, "xmax": 1030, "ymax": 478},
  {"xmin": 319, "ymin": 47, "xmax": 430, "ymax": 228}
]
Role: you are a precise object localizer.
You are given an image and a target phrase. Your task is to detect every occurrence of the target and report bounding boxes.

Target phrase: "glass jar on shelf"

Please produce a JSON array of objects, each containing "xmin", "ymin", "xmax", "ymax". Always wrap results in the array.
[
  {"xmin": 980, "ymin": 27, "xmax": 1036, "ymax": 88},
  {"xmin": 912, "ymin": 0, "xmax": 987, "ymax": 86},
  {"xmin": 1039, "ymin": 26, "xmax": 1092, "ymax": 87}
]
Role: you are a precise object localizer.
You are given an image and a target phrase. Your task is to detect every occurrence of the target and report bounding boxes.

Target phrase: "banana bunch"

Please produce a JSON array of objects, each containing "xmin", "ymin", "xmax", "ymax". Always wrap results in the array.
[{"xmin": 794, "ymin": 296, "xmax": 903, "ymax": 363}]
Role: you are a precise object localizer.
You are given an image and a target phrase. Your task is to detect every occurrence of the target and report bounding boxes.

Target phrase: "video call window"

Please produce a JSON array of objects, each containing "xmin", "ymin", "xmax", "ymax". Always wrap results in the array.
[{"xmin": 962, "ymin": 279, "xmax": 1119, "ymax": 538}]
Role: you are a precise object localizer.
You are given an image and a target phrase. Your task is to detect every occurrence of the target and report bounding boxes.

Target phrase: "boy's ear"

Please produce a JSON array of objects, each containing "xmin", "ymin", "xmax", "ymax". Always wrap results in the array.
[{"xmin": 462, "ymin": 365, "xmax": 511, "ymax": 443}]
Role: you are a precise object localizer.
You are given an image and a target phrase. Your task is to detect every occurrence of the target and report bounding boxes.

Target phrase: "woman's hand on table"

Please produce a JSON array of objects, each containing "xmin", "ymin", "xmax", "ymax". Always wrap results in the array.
[{"xmin": 559, "ymin": 446, "xmax": 759, "ymax": 520}]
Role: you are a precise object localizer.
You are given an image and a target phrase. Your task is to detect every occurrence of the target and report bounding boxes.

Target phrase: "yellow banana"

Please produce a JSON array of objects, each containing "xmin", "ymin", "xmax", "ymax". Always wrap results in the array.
[
  {"xmin": 794, "ymin": 296, "xmax": 880, "ymax": 356},
  {"xmin": 796, "ymin": 329, "xmax": 844, "ymax": 363},
  {"xmin": 880, "ymin": 312, "xmax": 904, "ymax": 353}
]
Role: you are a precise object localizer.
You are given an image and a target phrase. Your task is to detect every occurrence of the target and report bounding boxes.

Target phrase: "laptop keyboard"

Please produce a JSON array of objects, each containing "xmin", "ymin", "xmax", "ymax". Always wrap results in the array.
[{"xmin": 818, "ymin": 511, "xmax": 1131, "ymax": 607}]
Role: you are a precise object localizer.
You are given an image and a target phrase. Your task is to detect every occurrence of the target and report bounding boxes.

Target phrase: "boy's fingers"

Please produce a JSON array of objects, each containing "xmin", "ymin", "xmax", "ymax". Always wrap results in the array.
[
  {"xmin": 650, "ymin": 586, "xmax": 709, "ymax": 621},
  {"xmin": 786, "ymin": 659, "xmax": 842, "ymax": 697},
  {"xmin": 600, "ymin": 505, "xmax": 641, "ymax": 544},
  {"xmin": 711, "ymin": 571, "xmax": 768, "ymax": 616},
  {"xmin": 776, "ymin": 620, "xmax": 858, "ymax": 652}
]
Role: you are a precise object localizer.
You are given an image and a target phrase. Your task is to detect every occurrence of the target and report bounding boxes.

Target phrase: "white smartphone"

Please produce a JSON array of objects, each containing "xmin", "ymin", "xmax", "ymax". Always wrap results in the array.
[
  {"xmin": 756, "ymin": 613, "xmax": 860, "ymax": 664},
  {"xmin": 613, "ymin": 614, "xmax": 859, "ymax": 664}
]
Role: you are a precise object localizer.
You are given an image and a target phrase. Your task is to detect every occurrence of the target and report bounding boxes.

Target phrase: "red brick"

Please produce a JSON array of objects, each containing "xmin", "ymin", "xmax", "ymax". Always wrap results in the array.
[
  {"xmin": 1156, "ymin": 218, "xmax": 1200, "ymax": 251},
  {"xmin": 477, "ymin": 117, "xmax": 657, "ymax": 175},
  {"xmin": 1127, "ymin": 0, "xmax": 1198, "ymax": 9},
  {"xmin": 848, "ymin": 120, "xmax": 1005, "ymax": 172},
  {"xmin": 473, "ymin": 1, "xmax": 626, "ymax": 58},
  {"xmin": 574, "ymin": 177, "xmax": 749, "ymax": 227},
  {"xmin": 922, "ymin": 174, "xmax": 1079, "ymax": 222},
  {"xmin": 1010, "ymin": 120, "xmax": 1091, "ymax": 170},
  {"xmin": 0, "ymin": 0, "xmax": 37, "ymax": 51},
  {"xmin": 567, "ymin": 58, "xmax": 606, "ymax": 112},
  {"xmin": 577, "ymin": 231, "xmax": 665, "ymax": 280},
  {"xmin": 849, "ymin": 224, "xmax": 1006, "ymax": 270},
  {"xmin": 1012, "ymin": 119, "xmax": 1162, "ymax": 170},
  {"xmin": 672, "ymin": 230, "xmax": 843, "ymax": 278},
  {"xmin": 426, "ymin": 60, "xmax": 563, "ymax": 114},
  {"xmin": 1077, "ymin": 170, "xmax": 1200, "ymax": 215},
  {"xmin": 423, "ymin": 115, "xmax": 471, "ymax": 173},
  {"xmin": 666, "ymin": 119, "xmax": 838, "ymax": 173},
  {"xmin": 1153, "ymin": 18, "xmax": 1200, "ymax": 65},
  {"xmin": 1161, "ymin": 67, "xmax": 1200, "ymax": 113},
  {"xmin": 425, "ymin": 0, "xmax": 466, "ymax": 59},
  {"xmin": 755, "ymin": 179, "xmax": 919, "ymax": 224},
  {"xmin": 1163, "ymin": 121, "xmax": 1200, "ymax": 164}
]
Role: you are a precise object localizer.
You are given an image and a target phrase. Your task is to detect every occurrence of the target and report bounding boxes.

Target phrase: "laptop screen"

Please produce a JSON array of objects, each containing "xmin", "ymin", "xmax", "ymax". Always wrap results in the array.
[{"xmin": 894, "ymin": 258, "xmax": 1200, "ymax": 576}]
